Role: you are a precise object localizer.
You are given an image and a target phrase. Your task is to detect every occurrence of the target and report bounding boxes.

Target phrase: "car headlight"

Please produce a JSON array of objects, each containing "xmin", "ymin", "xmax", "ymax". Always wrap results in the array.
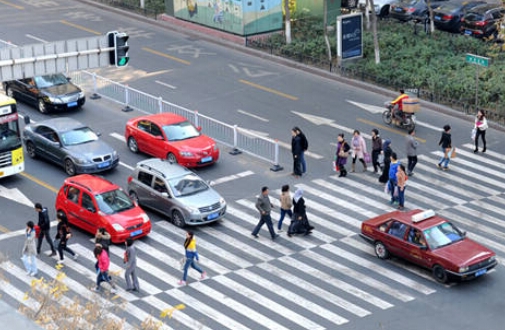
[
  {"xmin": 78, "ymin": 91, "xmax": 85, "ymax": 99},
  {"xmin": 73, "ymin": 156, "xmax": 92, "ymax": 164},
  {"xmin": 112, "ymin": 223, "xmax": 125, "ymax": 231},
  {"xmin": 489, "ymin": 256, "xmax": 496, "ymax": 263},
  {"xmin": 213, "ymin": 144, "xmax": 219, "ymax": 151},
  {"xmin": 220, "ymin": 197, "xmax": 226, "ymax": 206},
  {"xmin": 186, "ymin": 206, "xmax": 200, "ymax": 214},
  {"xmin": 46, "ymin": 96, "xmax": 63, "ymax": 104},
  {"xmin": 141, "ymin": 213, "xmax": 150, "ymax": 223},
  {"xmin": 459, "ymin": 266, "xmax": 469, "ymax": 273},
  {"xmin": 113, "ymin": 150, "xmax": 118, "ymax": 158},
  {"xmin": 179, "ymin": 151, "xmax": 194, "ymax": 157}
]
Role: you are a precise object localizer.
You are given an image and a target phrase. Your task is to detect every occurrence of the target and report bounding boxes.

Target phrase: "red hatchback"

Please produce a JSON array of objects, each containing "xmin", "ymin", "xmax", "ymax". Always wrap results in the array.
[
  {"xmin": 55, "ymin": 174, "xmax": 152, "ymax": 243},
  {"xmin": 125, "ymin": 113, "xmax": 219, "ymax": 168},
  {"xmin": 360, "ymin": 209, "xmax": 497, "ymax": 283}
]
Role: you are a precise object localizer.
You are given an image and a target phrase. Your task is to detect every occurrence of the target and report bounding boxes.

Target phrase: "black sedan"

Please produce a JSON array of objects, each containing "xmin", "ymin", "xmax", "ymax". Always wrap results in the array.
[
  {"xmin": 3, "ymin": 73, "xmax": 85, "ymax": 114},
  {"xmin": 433, "ymin": 1, "xmax": 486, "ymax": 33},
  {"xmin": 460, "ymin": 4, "xmax": 505, "ymax": 38},
  {"xmin": 389, "ymin": 0, "xmax": 448, "ymax": 22},
  {"xmin": 23, "ymin": 117, "xmax": 119, "ymax": 175}
]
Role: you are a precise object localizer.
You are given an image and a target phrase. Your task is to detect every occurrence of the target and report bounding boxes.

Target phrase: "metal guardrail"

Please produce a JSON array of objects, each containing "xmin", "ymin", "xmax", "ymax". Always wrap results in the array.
[{"xmin": 70, "ymin": 71, "xmax": 284, "ymax": 171}]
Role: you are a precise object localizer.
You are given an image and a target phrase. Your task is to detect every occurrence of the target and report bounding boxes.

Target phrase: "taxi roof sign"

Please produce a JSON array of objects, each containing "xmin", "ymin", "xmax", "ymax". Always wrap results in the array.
[{"xmin": 412, "ymin": 209, "xmax": 436, "ymax": 223}]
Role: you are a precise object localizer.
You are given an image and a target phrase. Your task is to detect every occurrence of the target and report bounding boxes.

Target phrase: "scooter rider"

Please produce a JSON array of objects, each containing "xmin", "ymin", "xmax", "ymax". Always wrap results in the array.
[{"xmin": 390, "ymin": 89, "xmax": 409, "ymax": 122}]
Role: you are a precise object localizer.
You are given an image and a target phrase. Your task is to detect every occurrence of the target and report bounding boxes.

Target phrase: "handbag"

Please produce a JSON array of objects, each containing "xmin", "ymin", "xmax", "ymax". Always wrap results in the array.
[
  {"xmin": 450, "ymin": 147, "xmax": 457, "ymax": 158},
  {"xmin": 364, "ymin": 152, "xmax": 371, "ymax": 163},
  {"xmin": 179, "ymin": 257, "xmax": 186, "ymax": 270},
  {"xmin": 471, "ymin": 128, "xmax": 476, "ymax": 140}
]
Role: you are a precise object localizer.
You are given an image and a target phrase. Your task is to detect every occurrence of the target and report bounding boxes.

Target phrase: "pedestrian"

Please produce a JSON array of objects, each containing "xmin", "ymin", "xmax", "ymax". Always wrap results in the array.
[
  {"xmin": 405, "ymin": 128, "xmax": 418, "ymax": 176},
  {"xmin": 94, "ymin": 244, "xmax": 117, "ymax": 293},
  {"xmin": 288, "ymin": 188, "xmax": 314, "ymax": 237},
  {"xmin": 351, "ymin": 130, "xmax": 367, "ymax": 172},
  {"xmin": 34, "ymin": 203, "xmax": 56, "ymax": 256},
  {"xmin": 379, "ymin": 139, "xmax": 393, "ymax": 183},
  {"xmin": 294, "ymin": 127, "xmax": 309, "ymax": 174},
  {"xmin": 335, "ymin": 133, "xmax": 351, "ymax": 177},
  {"xmin": 95, "ymin": 227, "xmax": 111, "ymax": 255},
  {"xmin": 22, "ymin": 221, "xmax": 38, "ymax": 277},
  {"xmin": 291, "ymin": 128, "xmax": 303, "ymax": 178},
  {"xmin": 474, "ymin": 110, "xmax": 488, "ymax": 153},
  {"xmin": 437, "ymin": 124, "xmax": 452, "ymax": 171},
  {"xmin": 388, "ymin": 152, "xmax": 401, "ymax": 205},
  {"xmin": 124, "ymin": 237, "xmax": 139, "ymax": 292},
  {"xmin": 179, "ymin": 231, "xmax": 207, "ymax": 286},
  {"xmin": 277, "ymin": 184, "xmax": 293, "ymax": 232},
  {"xmin": 396, "ymin": 164, "xmax": 407, "ymax": 210},
  {"xmin": 252, "ymin": 186, "xmax": 279, "ymax": 240},
  {"xmin": 371, "ymin": 129, "xmax": 383, "ymax": 174},
  {"xmin": 55, "ymin": 212, "xmax": 78, "ymax": 264}
]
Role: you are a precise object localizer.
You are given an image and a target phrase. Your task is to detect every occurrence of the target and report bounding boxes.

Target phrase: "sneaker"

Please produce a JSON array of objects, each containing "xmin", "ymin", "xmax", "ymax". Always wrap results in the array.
[
  {"xmin": 437, "ymin": 164, "xmax": 442, "ymax": 169},
  {"xmin": 93, "ymin": 287, "xmax": 101, "ymax": 292},
  {"xmin": 277, "ymin": 229, "xmax": 283, "ymax": 232},
  {"xmin": 30, "ymin": 272, "xmax": 38, "ymax": 277},
  {"xmin": 442, "ymin": 167, "xmax": 449, "ymax": 171},
  {"xmin": 73, "ymin": 254, "xmax": 79, "ymax": 261},
  {"xmin": 272, "ymin": 234, "xmax": 280, "ymax": 240},
  {"xmin": 200, "ymin": 271, "xmax": 207, "ymax": 280},
  {"xmin": 251, "ymin": 233, "xmax": 259, "ymax": 238},
  {"xmin": 110, "ymin": 288, "xmax": 117, "ymax": 294},
  {"xmin": 49, "ymin": 251, "xmax": 57, "ymax": 257},
  {"xmin": 57, "ymin": 259, "xmax": 65, "ymax": 264},
  {"xmin": 26, "ymin": 270, "xmax": 31, "ymax": 275},
  {"xmin": 178, "ymin": 280, "xmax": 187, "ymax": 286}
]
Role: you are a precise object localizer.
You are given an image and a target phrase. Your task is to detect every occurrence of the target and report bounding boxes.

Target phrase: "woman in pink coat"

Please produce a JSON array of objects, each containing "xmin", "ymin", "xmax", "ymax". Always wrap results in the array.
[{"xmin": 351, "ymin": 129, "xmax": 367, "ymax": 172}]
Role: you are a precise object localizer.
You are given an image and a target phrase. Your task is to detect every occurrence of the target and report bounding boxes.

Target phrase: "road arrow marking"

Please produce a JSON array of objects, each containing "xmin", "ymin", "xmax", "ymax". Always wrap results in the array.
[
  {"xmin": 237, "ymin": 109, "xmax": 269, "ymax": 122},
  {"xmin": 347, "ymin": 100, "xmax": 386, "ymax": 114},
  {"xmin": 0, "ymin": 185, "xmax": 34, "ymax": 208},
  {"xmin": 292, "ymin": 111, "xmax": 372, "ymax": 140}
]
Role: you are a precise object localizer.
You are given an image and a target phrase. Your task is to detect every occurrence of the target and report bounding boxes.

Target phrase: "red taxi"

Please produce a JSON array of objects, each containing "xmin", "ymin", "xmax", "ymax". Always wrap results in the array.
[
  {"xmin": 55, "ymin": 174, "xmax": 152, "ymax": 243},
  {"xmin": 360, "ymin": 209, "xmax": 497, "ymax": 283}
]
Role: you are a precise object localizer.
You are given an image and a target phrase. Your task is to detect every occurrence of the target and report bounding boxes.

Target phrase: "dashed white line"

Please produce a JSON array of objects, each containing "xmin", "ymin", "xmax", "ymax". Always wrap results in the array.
[
  {"xmin": 237, "ymin": 109, "xmax": 269, "ymax": 122},
  {"xmin": 155, "ymin": 80, "xmax": 177, "ymax": 90}
]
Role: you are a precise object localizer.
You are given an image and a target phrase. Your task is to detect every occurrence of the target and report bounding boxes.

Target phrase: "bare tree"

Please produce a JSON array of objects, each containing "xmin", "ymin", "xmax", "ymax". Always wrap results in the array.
[
  {"xmin": 323, "ymin": 0, "xmax": 332, "ymax": 62},
  {"xmin": 284, "ymin": 0, "xmax": 292, "ymax": 44},
  {"xmin": 368, "ymin": 0, "xmax": 381, "ymax": 64}
]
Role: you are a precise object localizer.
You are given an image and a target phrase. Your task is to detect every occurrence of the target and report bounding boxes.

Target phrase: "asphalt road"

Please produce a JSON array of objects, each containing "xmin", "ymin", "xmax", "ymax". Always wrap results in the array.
[{"xmin": 1, "ymin": 0, "xmax": 505, "ymax": 329}]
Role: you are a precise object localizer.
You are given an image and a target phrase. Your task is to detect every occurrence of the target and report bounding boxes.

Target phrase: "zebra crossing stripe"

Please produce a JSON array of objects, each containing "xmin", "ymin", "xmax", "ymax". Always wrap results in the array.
[
  {"xmin": 462, "ymin": 143, "xmax": 505, "ymax": 161},
  {"xmin": 257, "ymin": 260, "xmax": 393, "ymax": 310},
  {"xmin": 457, "ymin": 205, "xmax": 505, "ymax": 230},
  {"xmin": 405, "ymin": 180, "xmax": 467, "ymax": 205},
  {"xmin": 321, "ymin": 245, "xmax": 436, "ymax": 295},
  {"xmin": 295, "ymin": 251, "xmax": 415, "ymax": 302},
  {"xmin": 212, "ymin": 275, "xmax": 326, "ymax": 330},
  {"xmin": 438, "ymin": 210, "xmax": 505, "ymax": 242},
  {"xmin": 457, "ymin": 147, "xmax": 505, "ymax": 169},
  {"xmin": 0, "ymin": 277, "xmax": 39, "ymax": 310}
]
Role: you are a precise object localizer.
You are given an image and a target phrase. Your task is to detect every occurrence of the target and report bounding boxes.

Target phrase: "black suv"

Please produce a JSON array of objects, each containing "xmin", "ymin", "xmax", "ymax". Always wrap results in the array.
[
  {"xmin": 460, "ymin": 4, "xmax": 505, "ymax": 38},
  {"xmin": 3, "ymin": 73, "xmax": 85, "ymax": 114}
]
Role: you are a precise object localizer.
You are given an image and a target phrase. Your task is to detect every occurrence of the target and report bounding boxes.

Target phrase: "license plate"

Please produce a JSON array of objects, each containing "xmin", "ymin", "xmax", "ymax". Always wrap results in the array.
[
  {"xmin": 201, "ymin": 156, "xmax": 213, "ymax": 163},
  {"xmin": 98, "ymin": 161, "xmax": 110, "ymax": 168},
  {"xmin": 130, "ymin": 229, "xmax": 142, "ymax": 237},
  {"xmin": 207, "ymin": 212, "xmax": 219, "ymax": 220},
  {"xmin": 464, "ymin": 30, "xmax": 472, "ymax": 35},
  {"xmin": 395, "ymin": 7, "xmax": 403, "ymax": 12},
  {"xmin": 475, "ymin": 269, "xmax": 487, "ymax": 277},
  {"xmin": 68, "ymin": 101, "xmax": 78, "ymax": 107}
]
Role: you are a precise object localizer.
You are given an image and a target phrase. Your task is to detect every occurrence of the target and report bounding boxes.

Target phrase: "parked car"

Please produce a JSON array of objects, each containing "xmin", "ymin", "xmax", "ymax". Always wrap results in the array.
[
  {"xmin": 55, "ymin": 174, "xmax": 152, "ymax": 243},
  {"xmin": 432, "ymin": 1, "xmax": 486, "ymax": 33},
  {"xmin": 23, "ymin": 117, "xmax": 119, "ymax": 175},
  {"xmin": 359, "ymin": 0, "xmax": 399, "ymax": 18},
  {"xmin": 360, "ymin": 209, "xmax": 497, "ymax": 283},
  {"xmin": 125, "ymin": 113, "xmax": 219, "ymax": 168},
  {"xmin": 2, "ymin": 73, "xmax": 85, "ymax": 113},
  {"xmin": 127, "ymin": 158, "xmax": 227, "ymax": 227},
  {"xmin": 460, "ymin": 4, "xmax": 505, "ymax": 38},
  {"xmin": 389, "ymin": 0, "xmax": 448, "ymax": 22}
]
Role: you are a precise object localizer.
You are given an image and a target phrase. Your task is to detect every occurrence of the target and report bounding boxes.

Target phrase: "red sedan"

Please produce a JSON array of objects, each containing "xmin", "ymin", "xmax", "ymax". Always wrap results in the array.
[
  {"xmin": 55, "ymin": 175, "xmax": 152, "ymax": 243},
  {"xmin": 125, "ymin": 113, "xmax": 219, "ymax": 167},
  {"xmin": 360, "ymin": 209, "xmax": 497, "ymax": 283}
]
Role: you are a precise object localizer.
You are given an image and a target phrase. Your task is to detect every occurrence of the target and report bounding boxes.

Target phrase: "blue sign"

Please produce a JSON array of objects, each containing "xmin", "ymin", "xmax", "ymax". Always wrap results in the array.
[{"xmin": 337, "ymin": 13, "xmax": 363, "ymax": 60}]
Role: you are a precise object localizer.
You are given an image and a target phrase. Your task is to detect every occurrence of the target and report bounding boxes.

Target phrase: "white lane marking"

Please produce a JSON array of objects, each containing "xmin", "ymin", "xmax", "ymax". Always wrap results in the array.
[
  {"xmin": 276, "ymin": 140, "xmax": 325, "ymax": 159},
  {"xmin": 292, "ymin": 111, "xmax": 373, "ymax": 140},
  {"xmin": 120, "ymin": 161, "xmax": 134, "ymax": 170},
  {"xmin": 0, "ymin": 185, "xmax": 34, "ymax": 208},
  {"xmin": 347, "ymin": 100, "xmax": 385, "ymax": 114},
  {"xmin": 155, "ymin": 80, "xmax": 177, "ymax": 89},
  {"xmin": 110, "ymin": 132, "xmax": 125, "ymax": 142},
  {"xmin": 210, "ymin": 170, "xmax": 254, "ymax": 185},
  {"xmin": 416, "ymin": 120, "xmax": 443, "ymax": 131},
  {"xmin": 237, "ymin": 109, "xmax": 269, "ymax": 122},
  {"xmin": 25, "ymin": 34, "xmax": 48, "ymax": 43}
]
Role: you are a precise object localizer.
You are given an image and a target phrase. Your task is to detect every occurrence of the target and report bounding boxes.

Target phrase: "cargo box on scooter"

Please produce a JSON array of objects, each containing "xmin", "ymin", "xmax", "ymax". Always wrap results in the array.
[{"xmin": 403, "ymin": 98, "xmax": 420, "ymax": 113}]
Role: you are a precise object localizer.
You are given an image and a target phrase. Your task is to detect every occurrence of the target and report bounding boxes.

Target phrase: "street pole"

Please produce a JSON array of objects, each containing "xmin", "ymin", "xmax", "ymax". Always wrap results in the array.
[{"xmin": 475, "ymin": 64, "xmax": 479, "ymax": 112}]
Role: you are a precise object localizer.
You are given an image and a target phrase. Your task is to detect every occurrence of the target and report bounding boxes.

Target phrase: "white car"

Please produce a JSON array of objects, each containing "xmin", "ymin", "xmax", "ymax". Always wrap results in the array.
[{"xmin": 359, "ymin": 0, "xmax": 398, "ymax": 17}]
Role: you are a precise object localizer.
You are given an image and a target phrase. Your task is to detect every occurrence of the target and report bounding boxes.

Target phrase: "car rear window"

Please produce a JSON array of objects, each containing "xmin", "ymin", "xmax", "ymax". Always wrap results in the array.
[{"xmin": 465, "ymin": 12, "xmax": 485, "ymax": 21}]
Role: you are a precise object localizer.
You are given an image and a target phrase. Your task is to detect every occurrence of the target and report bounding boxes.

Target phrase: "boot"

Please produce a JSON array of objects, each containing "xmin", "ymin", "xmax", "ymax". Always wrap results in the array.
[
  {"xmin": 361, "ymin": 159, "xmax": 367, "ymax": 172},
  {"xmin": 351, "ymin": 163, "xmax": 355, "ymax": 173}
]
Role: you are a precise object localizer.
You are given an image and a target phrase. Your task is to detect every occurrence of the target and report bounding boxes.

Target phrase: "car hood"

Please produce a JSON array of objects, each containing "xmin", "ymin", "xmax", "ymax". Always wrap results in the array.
[
  {"xmin": 66, "ymin": 140, "xmax": 116, "ymax": 159},
  {"xmin": 170, "ymin": 135, "xmax": 215, "ymax": 152},
  {"xmin": 42, "ymin": 83, "xmax": 81, "ymax": 96},
  {"xmin": 107, "ymin": 206, "xmax": 148, "ymax": 226},
  {"xmin": 433, "ymin": 238, "xmax": 495, "ymax": 266},
  {"xmin": 176, "ymin": 187, "xmax": 223, "ymax": 208}
]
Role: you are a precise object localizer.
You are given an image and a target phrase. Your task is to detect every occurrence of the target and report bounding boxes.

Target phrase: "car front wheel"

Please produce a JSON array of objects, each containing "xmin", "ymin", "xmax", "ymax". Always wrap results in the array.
[
  {"xmin": 167, "ymin": 152, "xmax": 178, "ymax": 164},
  {"xmin": 38, "ymin": 99, "xmax": 48, "ymax": 114},
  {"xmin": 64, "ymin": 159, "xmax": 76, "ymax": 176},
  {"xmin": 26, "ymin": 141, "xmax": 37, "ymax": 158},
  {"xmin": 432, "ymin": 264, "xmax": 448, "ymax": 283},
  {"xmin": 374, "ymin": 241, "xmax": 390, "ymax": 259},
  {"xmin": 128, "ymin": 137, "xmax": 139, "ymax": 153},
  {"xmin": 172, "ymin": 210, "xmax": 186, "ymax": 228},
  {"xmin": 5, "ymin": 86, "xmax": 14, "ymax": 98}
]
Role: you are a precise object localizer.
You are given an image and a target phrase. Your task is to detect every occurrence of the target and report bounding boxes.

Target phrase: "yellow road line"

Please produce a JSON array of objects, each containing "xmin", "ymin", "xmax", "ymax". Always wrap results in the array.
[
  {"xmin": 0, "ymin": 224, "xmax": 9, "ymax": 233},
  {"xmin": 20, "ymin": 172, "xmax": 59, "ymax": 194},
  {"xmin": 0, "ymin": 0, "xmax": 23, "ymax": 9},
  {"xmin": 239, "ymin": 79, "xmax": 299, "ymax": 101},
  {"xmin": 357, "ymin": 118, "xmax": 426, "ymax": 143},
  {"xmin": 142, "ymin": 47, "xmax": 191, "ymax": 65},
  {"xmin": 60, "ymin": 20, "xmax": 101, "ymax": 35}
]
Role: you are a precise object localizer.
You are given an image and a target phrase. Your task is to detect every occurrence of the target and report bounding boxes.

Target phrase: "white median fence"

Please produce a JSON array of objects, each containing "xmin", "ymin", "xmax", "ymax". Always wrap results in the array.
[{"xmin": 70, "ymin": 70, "xmax": 283, "ymax": 171}]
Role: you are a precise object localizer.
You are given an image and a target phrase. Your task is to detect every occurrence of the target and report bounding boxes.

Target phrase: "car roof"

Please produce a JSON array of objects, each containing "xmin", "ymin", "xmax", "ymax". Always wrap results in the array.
[
  {"xmin": 136, "ymin": 158, "xmax": 193, "ymax": 178},
  {"xmin": 134, "ymin": 113, "xmax": 189, "ymax": 126},
  {"xmin": 366, "ymin": 209, "xmax": 447, "ymax": 230},
  {"xmin": 64, "ymin": 174, "xmax": 119, "ymax": 194},
  {"xmin": 35, "ymin": 117, "xmax": 86, "ymax": 132},
  {"xmin": 468, "ymin": 4, "xmax": 500, "ymax": 13}
]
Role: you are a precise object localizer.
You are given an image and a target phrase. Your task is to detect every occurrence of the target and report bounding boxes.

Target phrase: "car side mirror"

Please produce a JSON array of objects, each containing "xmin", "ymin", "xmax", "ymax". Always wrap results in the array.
[
  {"xmin": 161, "ymin": 192, "xmax": 169, "ymax": 198},
  {"xmin": 24, "ymin": 116, "xmax": 31, "ymax": 125},
  {"xmin": 86, "ymin": 207, "xmax": 96, "ymax": 213},
  {"xmin": 154, "ymin": 135, "xmax": 163, "ymax": 140},
  {"xmin": 96, "ymin": 132, "xmax": 102, "ymax": 137},
  {"xmin": 196, "ymin": 126, "xmax": 202, "ymax": 132}
]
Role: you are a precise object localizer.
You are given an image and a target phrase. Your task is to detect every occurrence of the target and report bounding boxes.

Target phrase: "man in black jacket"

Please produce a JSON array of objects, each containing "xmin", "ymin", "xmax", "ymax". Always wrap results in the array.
[
  {"xmin": 294, "ymin": 127, "xmax": 308, "ymax": 174},
  {"xmin": 34, "ymin": 203, "xmax": 56, "ymax": 256},
  {"xmin": 291, "ymin": 128, "xmax": 303, "ymax": 178}
]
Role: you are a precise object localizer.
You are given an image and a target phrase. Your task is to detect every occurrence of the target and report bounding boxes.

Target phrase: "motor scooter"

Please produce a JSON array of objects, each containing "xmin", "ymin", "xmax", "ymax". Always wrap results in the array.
[{"xmin": 382, "ymin": 102, "xmax": 416, "ymax": 130}]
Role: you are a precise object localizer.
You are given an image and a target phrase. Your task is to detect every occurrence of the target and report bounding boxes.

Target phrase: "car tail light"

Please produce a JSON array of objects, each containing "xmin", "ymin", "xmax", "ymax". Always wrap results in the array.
[
  {"xmin": 127, "ymin": 175, "xmax": 133, "ymax": 183},
  {"xmin": 475, "ymin": 21, "xmax": 487, "ymax": 26},
  {"xmin": 442, "ymin": 15, "xmax": 453, "ymax": 20},
  {"xmin": 408, "ymin": 7, "xmax": 415, "ymax": 12}
]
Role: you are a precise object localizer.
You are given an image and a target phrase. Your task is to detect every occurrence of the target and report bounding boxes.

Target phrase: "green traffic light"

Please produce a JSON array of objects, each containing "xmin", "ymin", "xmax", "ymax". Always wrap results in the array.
[{"xmin": 117, "ymin": 57, "xmax": 129, "ymax": 67}]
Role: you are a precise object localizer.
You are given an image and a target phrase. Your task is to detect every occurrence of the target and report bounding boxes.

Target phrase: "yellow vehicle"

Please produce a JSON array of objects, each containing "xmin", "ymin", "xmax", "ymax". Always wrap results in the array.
[{"xmin": 0, "ymin": 93, "xmax": 24, "ymax": 178}]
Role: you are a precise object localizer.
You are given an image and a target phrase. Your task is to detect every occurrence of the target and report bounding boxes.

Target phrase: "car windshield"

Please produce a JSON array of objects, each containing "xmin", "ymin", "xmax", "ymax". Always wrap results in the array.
[
  {"xmin": 169, "ymin": 174, "xmax": 208, "ymax": 197},
  {"xmin": 95, "ymin": 189, "xmax": 134, "ymax": 214},
  {"xmin": 34, "ymin": 74, "xmax": 69, "ymax": 88},
  {"xmin": 162, "ymin": 121, "xmax": 200, "ymax": 142},
  {"xmin": 423, "ymin": 222, "xmax": 464, "ymax": 249},
  {"xmin": 0, "ymin": 121, "xmax": 21, "ymax": 152},
  {"xmin": 61, "ymin": 127, "xmax": 98, "ymax": 146}
]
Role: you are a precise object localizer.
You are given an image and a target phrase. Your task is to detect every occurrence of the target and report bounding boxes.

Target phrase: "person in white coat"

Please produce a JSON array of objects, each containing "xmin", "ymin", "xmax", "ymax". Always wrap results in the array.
[
  {"xmin": 22, "ymin": 221, "xmax": 38, "ymax": 277},
  {"xmin": 351, "ymin": 130, "xmax": 367, "ymax": 172},
  {"xmin": 474, "ymin": 110, "xmax": 488, "ymax": 153}
]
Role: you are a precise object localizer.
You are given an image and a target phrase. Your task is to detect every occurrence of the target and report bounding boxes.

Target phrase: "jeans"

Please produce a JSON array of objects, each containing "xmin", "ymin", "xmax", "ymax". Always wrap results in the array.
[
  {"xmin": 22, "ymin": 254, "xmax": 37, "ymax": 275},
  {"xmin": 438, "ymin": 147, "xmax": 451, "ymax": 168},
  {"xmin": 300, "ymin": 151, "xmax": 307, "ymax": 173},
  {"xmin": 389, "ymin": 179, "xmax": 397, "ymax": 203},
  {"xmin": 398, "ymin": 186, "xmax": 406, "ymax": 207},
  {"xmin": 182, "ymin": 256, "xmax": 203, "ymax": 282},
  {"xmin": 407, "ymin": 155, "xmax": 417, "ymax": 174},
  {"xmin": 252, "ymin": 214, "xmax": 276, "ymax": 238},
  {"xmin": 96, "ymin": 270, "xmax": 114, "ymax": 289},
  {"xmin": 278, "ymin": 208, "xmax": 293, "ymax": 230},
  {"xmin": 57, "ymin": 242, "xmax": 76, "ymax": 260}
]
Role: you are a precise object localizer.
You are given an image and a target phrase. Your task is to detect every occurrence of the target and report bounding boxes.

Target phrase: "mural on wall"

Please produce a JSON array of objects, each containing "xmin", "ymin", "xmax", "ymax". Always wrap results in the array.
[{"xmin": 174, "ymin": 0, "xmax": 282, "ymax": 35}]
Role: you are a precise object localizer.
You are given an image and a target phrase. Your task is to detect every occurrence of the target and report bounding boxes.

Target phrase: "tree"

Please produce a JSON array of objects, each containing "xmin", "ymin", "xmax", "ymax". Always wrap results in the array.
[
  {"xmin": 284, "ymin": 0, "xmax": 292, "ymax": 44},
  {"xmin": 323, "ymin": 0, "xmax": 332, "ymax": 62},
  {"xmin": 367, "ymin": 0, "xmax": 381, "ymax": 64}
]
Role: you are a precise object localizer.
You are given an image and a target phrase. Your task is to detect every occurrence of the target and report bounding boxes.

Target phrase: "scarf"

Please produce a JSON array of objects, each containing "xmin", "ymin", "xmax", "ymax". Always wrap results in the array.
[{"xmin": 293, "ymin": 188, "xmax": 303, "ymax": 203}]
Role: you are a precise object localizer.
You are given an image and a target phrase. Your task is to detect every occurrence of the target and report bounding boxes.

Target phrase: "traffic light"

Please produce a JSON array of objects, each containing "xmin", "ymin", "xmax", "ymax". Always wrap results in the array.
[{"xmin": 108, "ymin": 31, "xmax": 129, "ymax": 67}]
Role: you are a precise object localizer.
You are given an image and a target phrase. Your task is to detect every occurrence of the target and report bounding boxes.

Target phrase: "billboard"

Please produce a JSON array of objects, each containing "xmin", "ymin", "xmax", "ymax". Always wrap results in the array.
[{"xmin": 337, "ymin": 13, "xmax": 363, "ymax": 60}]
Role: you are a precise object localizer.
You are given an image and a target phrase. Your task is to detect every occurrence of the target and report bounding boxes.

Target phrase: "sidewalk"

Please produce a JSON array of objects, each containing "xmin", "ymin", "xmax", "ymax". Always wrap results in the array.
[{"xmin": 0, "ymin": 300, "xmax": 43, "ymax": 330}]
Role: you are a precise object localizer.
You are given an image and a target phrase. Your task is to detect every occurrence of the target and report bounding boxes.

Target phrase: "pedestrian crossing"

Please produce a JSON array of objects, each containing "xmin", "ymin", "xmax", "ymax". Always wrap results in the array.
[{"xmin": 1, "ymin": 143, "xmax": 505, "ymax": 329}]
